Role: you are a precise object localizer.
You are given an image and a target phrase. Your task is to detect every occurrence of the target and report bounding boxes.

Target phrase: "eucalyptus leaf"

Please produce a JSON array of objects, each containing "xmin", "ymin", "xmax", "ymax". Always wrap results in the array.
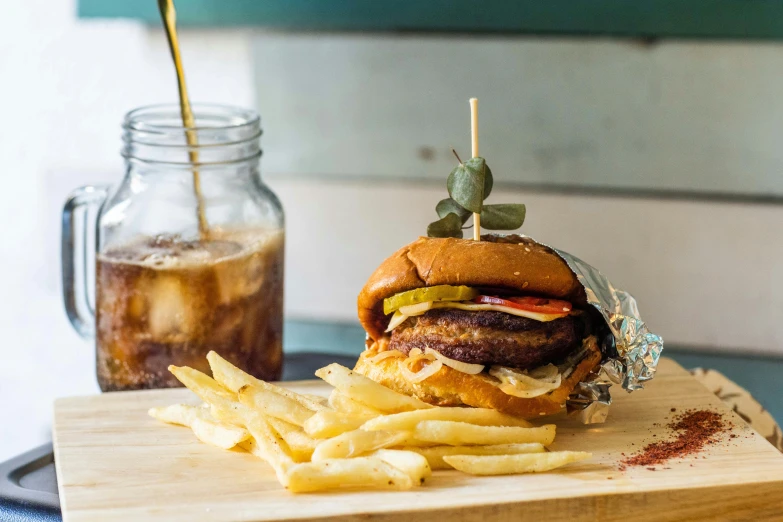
[
  {"xmin": 436, "ymin": 198, "xmax": 471, "ymax": 224},
  {"xmin": 427, "ymin": 153, "xmax": 519, "ymax": 238},
  {"xmin": 464, "ymin": 157, "xmax": 494, "ymax": 200},
  {"xmin": 447, "ymin": 157, "xmax": 491, "ymax": 213},
  {"xmin": 427, "ymin": 212, "xmax": 464, "ymax": 238},
  {"xmin": 447, "ymin": 165, "xmax": 482, "ymax": 214},
  {"xmin": 480, "ymin": 204, "xmax": 526, "ymax": 230}
]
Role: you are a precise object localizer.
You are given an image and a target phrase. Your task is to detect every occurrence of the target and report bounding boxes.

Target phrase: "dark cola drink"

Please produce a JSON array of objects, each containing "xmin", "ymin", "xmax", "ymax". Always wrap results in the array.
[{"xmin": 95, "ymin": 229, "xmax": 284, "ymax": 391}]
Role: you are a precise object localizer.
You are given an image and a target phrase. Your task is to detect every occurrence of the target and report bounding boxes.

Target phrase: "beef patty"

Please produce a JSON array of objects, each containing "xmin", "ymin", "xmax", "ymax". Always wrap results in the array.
[{"xmin": 389, "ymin": 308, "xmax": 589, "ymax": 370}]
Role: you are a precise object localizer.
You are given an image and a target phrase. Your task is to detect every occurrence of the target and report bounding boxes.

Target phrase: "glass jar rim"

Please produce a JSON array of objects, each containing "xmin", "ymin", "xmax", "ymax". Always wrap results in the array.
[
  {"xmin": 123, "ymin": 103, "xmax": 260, "ymax": 133},
  {"xmin": 122, "ymin": 103, "xmax": 262, "ymax": 166}
]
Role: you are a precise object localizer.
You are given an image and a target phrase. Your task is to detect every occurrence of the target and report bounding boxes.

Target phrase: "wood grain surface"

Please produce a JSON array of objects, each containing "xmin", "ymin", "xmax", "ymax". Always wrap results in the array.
[{"xmin": 53, "ymin": 358, "xmax": 783, "ymax": 521}]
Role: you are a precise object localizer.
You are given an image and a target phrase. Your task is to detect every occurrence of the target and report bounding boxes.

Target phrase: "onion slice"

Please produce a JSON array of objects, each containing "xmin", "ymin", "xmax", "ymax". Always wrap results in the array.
[
  {"xmin": 528, "ymin": 364, "xmax": 559, "ymax": 381},
  {"xmin": 398, "ymin": 301, "xmax": 434, "ymax": 316},
  {"xmin": 496, "ymin": 382, "xmax": 554, "ymax": 398},
  {"xmin": 424, "ymin": 348, "xmax": 484, "ymax": 375},
  {"xmin": 385, "ymin": 311, "xmax": 409, "ymax": 332},
  {"xmin": 368, "ymin": 350, "xmax": 405, "ymax": 364},
  {"xmin": 489, "ymin": 365, "xmax": 562, "ymax": 398},
  {"xmin": 398, "ymin": 358, "xmax": 443, "ymax": 383}
]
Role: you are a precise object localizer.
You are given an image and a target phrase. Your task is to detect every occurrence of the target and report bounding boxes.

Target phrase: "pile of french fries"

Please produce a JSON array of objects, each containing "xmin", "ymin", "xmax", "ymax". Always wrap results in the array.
[{"xmin": 149, "ymin": 351, "xmax": 590, "ymax": 493}]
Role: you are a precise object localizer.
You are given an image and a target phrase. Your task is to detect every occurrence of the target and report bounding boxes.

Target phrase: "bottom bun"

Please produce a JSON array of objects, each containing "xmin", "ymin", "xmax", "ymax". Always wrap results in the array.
[{"xmin": 353, "ymin": 336, "xmax": 602, "ymax": 418}]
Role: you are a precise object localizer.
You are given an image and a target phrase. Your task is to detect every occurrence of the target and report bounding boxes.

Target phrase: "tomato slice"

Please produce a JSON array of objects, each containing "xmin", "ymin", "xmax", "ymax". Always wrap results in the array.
[{"xmin": 472, "ymin": 295, "xmax": 572, "ymax": 315}]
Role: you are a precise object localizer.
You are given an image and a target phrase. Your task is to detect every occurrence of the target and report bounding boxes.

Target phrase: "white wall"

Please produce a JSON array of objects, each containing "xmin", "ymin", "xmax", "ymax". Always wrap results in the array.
[{"xmin": 2, "ymin": 2, "xmax": 783, "ymax": 462}]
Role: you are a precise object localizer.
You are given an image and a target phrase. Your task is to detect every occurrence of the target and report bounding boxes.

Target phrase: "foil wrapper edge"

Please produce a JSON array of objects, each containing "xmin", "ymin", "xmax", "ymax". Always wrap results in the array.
[{"xmin": 546, "ymin": 246, "xmax": 664, "ymax": 424}]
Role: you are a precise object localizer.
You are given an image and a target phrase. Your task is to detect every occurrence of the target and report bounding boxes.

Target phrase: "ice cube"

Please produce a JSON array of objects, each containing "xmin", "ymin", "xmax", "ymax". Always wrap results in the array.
[
  {"xmin": 226, "ymin": 231, "xmax": 284, "ymax": 301},
  {"xmin": 213, "ymin": 251, "xmax": 264, "ymax": 303},
  {"xmin": 146, "ymin": 274, "xmax": 195, "ymax": 338}
]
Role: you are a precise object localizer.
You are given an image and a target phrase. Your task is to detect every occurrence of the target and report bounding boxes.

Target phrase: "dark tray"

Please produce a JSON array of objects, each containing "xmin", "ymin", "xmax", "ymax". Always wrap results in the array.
[{"xmin": 0, "ymin": 352, "xmax": 357, "ymax": 522}]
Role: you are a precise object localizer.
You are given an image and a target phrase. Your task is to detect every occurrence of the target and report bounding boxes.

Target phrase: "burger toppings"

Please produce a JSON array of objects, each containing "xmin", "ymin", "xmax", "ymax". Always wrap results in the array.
[
  {"xmin": 367, "ymin": 349, "xmax": 406, "ymax": 364},
  {"xmin": 425, "ymin": 347, "xmax": 484, "ymax": 375},
  {"xmin": 386, "ymin": 310, "xmax": 411, "ymax": 332},
  {"xmin": 384, "ymin": 285, "xmax": 572, "ymax": 332},
  {"xmin": 485, "ymin": 339, "xmax": 596, "ymax": 399},
  {"xmin": 383, "ymin": 285, "xmax": 479, "ymax": 315},
  {"xmin": 399, "ymin": 348, "xmax": 444, "ymax": 383},
  {"xmin": 488, "ymin": 365, "xmax": 562, "ymax": 398},
  {"xmin": 385, "ymin": 336, "xmax": 595, "ymax": 399},
  {"xmin": 472, "ymin": 296, "xmax": 572, "ymax": 315},
  {"xmin": 396, "ymin": 347, "xmax": 486, "ymax": 384}
]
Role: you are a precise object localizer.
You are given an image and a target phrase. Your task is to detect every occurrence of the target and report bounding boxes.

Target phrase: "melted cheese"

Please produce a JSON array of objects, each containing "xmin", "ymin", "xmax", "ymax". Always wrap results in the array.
[{"xmin": 390, "ymin": 301, "xmax": 567, "ymax": 332}]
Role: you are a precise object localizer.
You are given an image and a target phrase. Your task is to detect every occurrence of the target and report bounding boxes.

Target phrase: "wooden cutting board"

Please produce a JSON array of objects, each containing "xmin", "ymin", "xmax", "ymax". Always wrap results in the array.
[{"xmin": 53, "ymin": 358, "xmax": 783, "ymax": 521}]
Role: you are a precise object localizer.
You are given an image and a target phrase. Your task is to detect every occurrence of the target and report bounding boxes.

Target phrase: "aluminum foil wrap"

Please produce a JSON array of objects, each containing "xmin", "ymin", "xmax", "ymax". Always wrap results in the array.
[{"xmin": 544, "ymin": 244, "xmax": 664, "ymax": 424}]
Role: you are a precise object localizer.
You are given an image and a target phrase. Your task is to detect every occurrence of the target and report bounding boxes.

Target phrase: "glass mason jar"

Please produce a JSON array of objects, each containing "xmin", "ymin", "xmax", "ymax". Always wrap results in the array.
[{"xmin": 62, "ymin": 104, "xmax": 284, "ymax": 391}]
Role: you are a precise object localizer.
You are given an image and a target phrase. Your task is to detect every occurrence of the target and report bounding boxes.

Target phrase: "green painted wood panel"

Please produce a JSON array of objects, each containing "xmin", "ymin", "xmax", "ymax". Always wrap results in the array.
[{"xmin": 79, "ymin": 0, "xmax": 783, "ymax": 39}]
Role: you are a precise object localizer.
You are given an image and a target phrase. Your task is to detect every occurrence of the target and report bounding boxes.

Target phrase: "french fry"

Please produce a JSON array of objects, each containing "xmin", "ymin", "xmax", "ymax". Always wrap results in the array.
[
  {"xmin": 329, "ymin": 390, "xmax": 383, "ymax": 417},
  {"xmin": 266, "ymin": 417, "xmax": 319, "ymax": 462},
  {"xmin": 168, "ymin": 365, "xmax": 236, "ymax": 403},
  {"xmin": 207, "ymin": 351, "xmax": 327, "ymax": 412},
  {"xmin": 442, "ymin": 451, "xmax": 592, "ymax": 475},
  {"xmin": 190, "ymin": 418, "xmax": 250, "ymax": 450},
  {"xmin": 315, "ymin": 364, "xmax": 432, "ymax": 413},
  {"xmin": 414, "ymin": 421, "xmax": 556, "ymax": 446},
  {"xmin": 238, "ymin": 384, "xmax": 315, "ymax": 427},
  {"xmin": 370, "ymin": 449, "xmax": 431, "ymax": 486},
  {"xmin": 148, "ymin": 403, "xmax": 207, "ymax": 426},
  {"xmin": 302, "ymin": 394, "xmax": 330, "ymax": 409},
  {"xmin": 398, "ymin": 443, "xmax": 546, "ymax": 470},
  {"xmin": 311, "ymin": 429, "xmax": 410, "ymax": 461},
  {"xmin": 238, "ymin": 437, "xmax": 264, "ymax": 459},
  {"xmin": 303, "ymin": 410, "xmax": 376, "ymax": 438},
  {"xmin": 159, "ymin": 356, "xmax": 585, "ymax": 493},
  {"xmin": 167, "ymin": 365, "xmax": 246, "ymax": 426},
  {"xmin": 362, "ymin": 407, "xmax": 532, "ymax": 432},
  {"xmin": 148, "ymin": 404, "xmax": 250, "ymax": 449},
  {"xmin": 389, "ymin": 433, "xmax": 437, "ymax": 448},
  {"xmin": 168, "ymin": 365, "xmax": 295, "ymax": 484},
  {"xmin": 286, "ymin": 457, "xmax": 413, "ymax": 493},
  {"xmin": 243, "ymin": 412, "xmax": 296, "ymax": 486}
]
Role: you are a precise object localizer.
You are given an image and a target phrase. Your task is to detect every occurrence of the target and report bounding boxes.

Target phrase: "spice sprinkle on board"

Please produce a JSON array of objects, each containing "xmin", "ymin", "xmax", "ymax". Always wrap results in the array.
[{"xmin": 619, "ymin": 409, "xmax": 732, "ymax": 471}]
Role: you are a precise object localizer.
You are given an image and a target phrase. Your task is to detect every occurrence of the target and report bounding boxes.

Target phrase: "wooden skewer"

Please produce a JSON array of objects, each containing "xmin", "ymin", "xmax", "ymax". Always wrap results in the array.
[{"xmin": 469, "ymin": 97, "xmax": 480, "ymax": 241}]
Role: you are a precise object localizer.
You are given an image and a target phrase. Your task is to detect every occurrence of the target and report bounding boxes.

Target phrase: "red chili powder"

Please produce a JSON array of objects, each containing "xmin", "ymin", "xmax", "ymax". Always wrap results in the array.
[{"xmin": 619, "ymin": 410, "xmax": 730, "ymax": 471}]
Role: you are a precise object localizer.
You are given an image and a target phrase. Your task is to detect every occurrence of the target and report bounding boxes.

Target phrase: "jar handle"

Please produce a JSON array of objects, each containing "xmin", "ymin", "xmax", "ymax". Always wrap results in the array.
[{"xmin": 61, "ymin": 185, "xmax": 110, "ymax": 339}]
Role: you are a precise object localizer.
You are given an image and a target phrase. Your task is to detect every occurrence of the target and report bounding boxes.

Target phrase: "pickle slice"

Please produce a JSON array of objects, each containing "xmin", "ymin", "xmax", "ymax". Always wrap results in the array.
[{"xmin": 383, "ymin": 285, "xmax": 479, "ymax": 315}]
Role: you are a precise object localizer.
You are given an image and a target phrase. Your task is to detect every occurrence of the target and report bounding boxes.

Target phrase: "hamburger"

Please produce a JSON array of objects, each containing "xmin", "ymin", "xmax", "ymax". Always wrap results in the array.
[{"xmin": 354, "ymin": 234, "xmax": 604, "ymax": 418}]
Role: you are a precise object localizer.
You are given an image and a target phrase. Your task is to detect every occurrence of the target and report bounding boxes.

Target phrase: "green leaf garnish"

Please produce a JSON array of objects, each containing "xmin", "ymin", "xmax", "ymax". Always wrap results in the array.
[
  {"xmin": 447, "ymin": 157, "xmax": 491, "ymax": 213},
  {"xmin": 427, "ymin": 213, "xmax": 464, "ymax": 238},
  {"xmin": 469, "ymin": 158, "xmax": 494, "ymax": 201},
  {"xmin": 427, "ymin": 151, "xmax": 524, "ymax": 238},
  {"xmin": 481, "ymin": 204, "xmax": 526, "ymax": 230},
  {"xmin": 436, "ymin": 198, "xmax": 471, "ymax": 224}
]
